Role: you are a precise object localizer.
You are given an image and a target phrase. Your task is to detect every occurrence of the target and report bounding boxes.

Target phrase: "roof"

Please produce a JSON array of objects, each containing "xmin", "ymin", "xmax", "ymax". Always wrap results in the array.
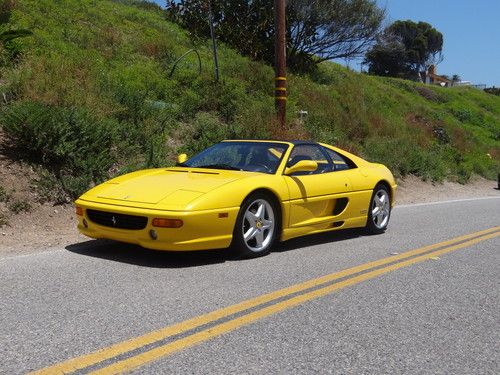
[{"xmin": 222, "ymin": 139, "xmax": 318, "ymax": 146}]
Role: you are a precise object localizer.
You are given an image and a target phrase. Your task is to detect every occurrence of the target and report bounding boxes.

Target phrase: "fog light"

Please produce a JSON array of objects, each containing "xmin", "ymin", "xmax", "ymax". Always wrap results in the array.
[
  {"xmin": 83, "ymin": 219, "xmax": 88, "ymax": 228},
  {"xmin": 149, "ymin": 229, "xmax": 158, "ymax": 240},
  {"xmin": 152, "ymin": 218, "xmax": 183, "ymax": 228}
]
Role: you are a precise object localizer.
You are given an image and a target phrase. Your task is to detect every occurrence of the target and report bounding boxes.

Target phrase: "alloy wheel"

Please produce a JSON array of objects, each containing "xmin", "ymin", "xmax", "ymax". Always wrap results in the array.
[
  {"xmin": 242, "ymin": 199, "xmax": 275, "ymax": 252},
  {"xmin": 371, "ymin": 189, "xmax": 390, "ymax": 229}
]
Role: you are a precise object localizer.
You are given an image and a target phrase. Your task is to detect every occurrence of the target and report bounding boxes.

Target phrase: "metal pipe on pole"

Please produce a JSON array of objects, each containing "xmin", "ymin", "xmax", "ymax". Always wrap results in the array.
[
  {"xmin": 274, "ymin": 0, "xmax": 287, "ymax": 129},
  {"xmin": 208, "ymin": 0, "xmax": 220, "ymax": 82}
]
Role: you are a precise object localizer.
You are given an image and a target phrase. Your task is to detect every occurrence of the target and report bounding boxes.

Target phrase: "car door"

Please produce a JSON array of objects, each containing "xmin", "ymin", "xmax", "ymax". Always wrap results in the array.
[{"xmin": 283, "ymin": 144, "xmax": 354, "ymax": 230}]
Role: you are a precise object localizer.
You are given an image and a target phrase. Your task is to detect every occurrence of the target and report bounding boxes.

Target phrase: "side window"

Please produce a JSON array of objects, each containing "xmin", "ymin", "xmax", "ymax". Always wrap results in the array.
[
  {"xmin": 324, "ymin": 148, "xmax": 352, "ymax": 171},
  {"xmin": 287, "ymin": 145, "xmax": 332, "ymax": 175}
]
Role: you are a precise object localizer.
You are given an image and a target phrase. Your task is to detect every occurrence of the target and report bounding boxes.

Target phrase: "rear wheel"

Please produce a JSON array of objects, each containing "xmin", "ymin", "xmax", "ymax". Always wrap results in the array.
[
  {"xmin": 232, "ymin": 193, "xmax": 278, "ymax": 258},
  {"xmin": 365, "ymin": 184, "xmax": 391, "ymax": 234}
]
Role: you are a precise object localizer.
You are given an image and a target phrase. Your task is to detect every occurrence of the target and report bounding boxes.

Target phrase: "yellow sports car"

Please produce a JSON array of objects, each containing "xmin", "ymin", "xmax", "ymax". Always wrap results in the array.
[{"xmin": 75, "ymin": 140, "xmax": 397, "ymax": 257}]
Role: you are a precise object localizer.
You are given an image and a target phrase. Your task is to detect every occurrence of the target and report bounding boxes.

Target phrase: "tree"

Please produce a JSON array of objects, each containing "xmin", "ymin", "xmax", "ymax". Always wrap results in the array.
[
  {"xmin": 484, "ymin": 87, "xmax": 500, "ymax": 96},
  {"xmin": 287, "ymin": 0, "xmax": 385, "ymax": 71},
  {"xmin": 362, "ymin": 31, "xmax": 409, "ymax": 78},
  {"xmin": 365, "ymin": 20, "xmax": 443, "ymax": 80},
  {"xmin": 166, "ymin": 0, "xmax": 385, "ymax": 72},
  {"xmin": 166, "ymin": 1, "xmax": 275, "ymax": 63}
]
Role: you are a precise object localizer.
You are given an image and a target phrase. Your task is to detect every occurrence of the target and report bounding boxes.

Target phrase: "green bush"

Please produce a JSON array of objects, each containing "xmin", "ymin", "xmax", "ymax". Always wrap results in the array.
[
  {"xmin": 460, "ymin": 153, "xmax": 497, "ymax": 182},
  {"xmin": 32, "ymin": 168, "xmax": 72, "ymax": 204},
  {"xmin": 363, "ymin": 137, "xmax": 450, "ymax": 182},
  {"xmin": 178, "ymin": 112, "xmax": 234, "ymax": 156},
  {"xmin": 0, "ymin": 186, "xmax": 10, "ymax": 202},
  {"xmin": 452, "ymin": 108, "xmax": 473, "ymax": 122},
  {"xmin": 0, "ymin": 212, "xmax": 7, "ymax": 226},
  {"xmin": 8, "ymin": 199, "xmax": 31, "ymax": 213},
  {"xmin": 1, "ymin": 101, "xmax": 118, "ymax": 197}
]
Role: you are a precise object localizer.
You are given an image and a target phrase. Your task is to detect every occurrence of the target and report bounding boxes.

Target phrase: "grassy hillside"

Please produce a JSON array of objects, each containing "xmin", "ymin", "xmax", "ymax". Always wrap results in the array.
[{"xmin": 0, "ymin": 0, "xmax": 499, "ymax": 201}]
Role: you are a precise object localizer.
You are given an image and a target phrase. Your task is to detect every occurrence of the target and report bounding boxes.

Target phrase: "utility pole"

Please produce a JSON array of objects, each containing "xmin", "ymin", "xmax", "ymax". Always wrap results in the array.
[
  {"xmin": 208, "ymin": 1, "xmax": 220, "ymax": 82},
  {"xmin": 274, "ymin": 0, "xmax": 286, "ymax": 129}
]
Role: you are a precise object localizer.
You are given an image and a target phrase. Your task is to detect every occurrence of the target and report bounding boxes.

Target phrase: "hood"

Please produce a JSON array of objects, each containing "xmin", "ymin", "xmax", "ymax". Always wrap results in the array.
[{"xmin": 83, "ymin": 168, "xmax": 249, "ymax": 209}]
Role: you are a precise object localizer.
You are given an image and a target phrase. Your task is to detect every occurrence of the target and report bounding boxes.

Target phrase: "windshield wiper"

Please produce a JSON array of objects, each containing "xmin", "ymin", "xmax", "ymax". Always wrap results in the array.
[{"xmin": 195, "ymin": 164, "xmax": 241, "ymax": 171}]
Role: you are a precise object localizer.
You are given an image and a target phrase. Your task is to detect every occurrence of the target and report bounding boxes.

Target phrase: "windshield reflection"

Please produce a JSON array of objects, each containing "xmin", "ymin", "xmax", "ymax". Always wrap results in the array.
[{"xmin": 182, "ymin": 142, "xmax": 289, "ymax": 174}]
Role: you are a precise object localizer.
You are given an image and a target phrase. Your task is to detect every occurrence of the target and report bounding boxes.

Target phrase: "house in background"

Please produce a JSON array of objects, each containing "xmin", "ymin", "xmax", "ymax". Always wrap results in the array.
[
  {"xmin": 420, "ymin": 64, "xmax": 453, "ymax": 87},
  {"xmin": 453, "ymin": 80, "xmax": 472, "ymax": 86},
  {"xmin": 419, "ymin": 65, "xmax": 481, "ymax": 88}
]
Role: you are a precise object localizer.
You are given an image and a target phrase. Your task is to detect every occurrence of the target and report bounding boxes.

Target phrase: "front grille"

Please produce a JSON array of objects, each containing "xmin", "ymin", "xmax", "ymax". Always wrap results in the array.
[{"xmin": 87, "ymin": 209, "xmax": 148, "ymax": 230}]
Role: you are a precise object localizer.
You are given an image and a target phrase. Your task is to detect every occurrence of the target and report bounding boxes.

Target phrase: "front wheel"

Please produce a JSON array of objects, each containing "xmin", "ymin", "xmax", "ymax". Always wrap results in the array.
[
  {"xmin": 365, "ymin": 184, "xmax": 391, "ymax": 234},
  {"xmin": 232, "ymin": 193, "xmax": 278, "ymax": 258}
]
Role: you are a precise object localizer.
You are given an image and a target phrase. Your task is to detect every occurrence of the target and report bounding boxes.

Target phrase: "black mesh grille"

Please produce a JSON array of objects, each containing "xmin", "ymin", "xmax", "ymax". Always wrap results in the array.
[{"xmin": 87, "ymin": 209, "xmax": 148, "ymax": 230}]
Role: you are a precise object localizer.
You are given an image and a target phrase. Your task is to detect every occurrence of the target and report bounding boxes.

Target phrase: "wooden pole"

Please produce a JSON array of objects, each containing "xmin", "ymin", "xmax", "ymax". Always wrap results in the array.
[{"xmin": 274, "ymin": 0, "xmax": 286, "ymax": 129}]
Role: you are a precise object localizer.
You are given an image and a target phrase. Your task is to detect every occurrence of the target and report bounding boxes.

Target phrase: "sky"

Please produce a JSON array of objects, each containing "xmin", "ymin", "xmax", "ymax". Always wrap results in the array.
[{"xmin": 151, "ymin": 0, "xmax": 500, "ymax": 87}]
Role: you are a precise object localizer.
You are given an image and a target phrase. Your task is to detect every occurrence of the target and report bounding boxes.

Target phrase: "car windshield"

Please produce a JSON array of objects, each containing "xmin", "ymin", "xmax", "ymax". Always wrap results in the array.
[{"xmin": 182, "ymin": 142, "xmax": 289, "ymax": 174}]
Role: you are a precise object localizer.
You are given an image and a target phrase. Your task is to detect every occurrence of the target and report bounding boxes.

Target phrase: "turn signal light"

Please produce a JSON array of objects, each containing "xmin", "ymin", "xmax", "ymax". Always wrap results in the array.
[
  {"xmin": 75, "ymin": 206, "xmax": 83, "ymax": 216},
  {"xmin": 152, "ymin": 218, "xmax": 183, "ymax": 228}
]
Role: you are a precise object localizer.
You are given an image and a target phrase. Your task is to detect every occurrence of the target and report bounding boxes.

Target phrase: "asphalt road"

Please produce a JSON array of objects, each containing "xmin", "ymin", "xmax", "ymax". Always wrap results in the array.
[{"xmin": 1, "ymin": 197, "xmax": 499, "ymax": 374}]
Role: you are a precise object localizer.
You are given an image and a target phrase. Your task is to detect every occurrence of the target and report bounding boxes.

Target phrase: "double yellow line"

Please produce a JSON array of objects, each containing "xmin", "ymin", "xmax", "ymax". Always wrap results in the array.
[{"xmin": 32, "ymin": 226, "xmax": 500, "ymax": 375}]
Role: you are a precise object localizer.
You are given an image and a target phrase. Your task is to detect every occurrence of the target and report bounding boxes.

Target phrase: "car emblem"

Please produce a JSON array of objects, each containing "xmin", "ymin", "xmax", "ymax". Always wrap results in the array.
[
  {"xmin": 111, "ymin": 216, "xmax": 117, "ymax": 226},
  {"xmin": 123, "ymin": 195, "xmax": 130, "ymax": 199}
]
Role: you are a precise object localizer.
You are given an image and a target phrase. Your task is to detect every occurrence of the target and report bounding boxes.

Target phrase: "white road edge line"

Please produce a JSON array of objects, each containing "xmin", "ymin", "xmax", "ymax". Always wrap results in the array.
[
  {"xmin": 0, "ymin": 249, "xmax": 63, "ymax": 262},
  {"xmin": 395, "ymin": 196, "xmax": 500, "ymax": 209}
]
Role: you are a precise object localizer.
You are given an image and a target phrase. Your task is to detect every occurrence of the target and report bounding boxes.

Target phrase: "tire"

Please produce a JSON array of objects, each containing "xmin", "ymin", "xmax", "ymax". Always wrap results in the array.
[
  {"xmin": 365, "ymin": 184, "xmax": 391, "ymax": 234},
  {"xmin": 232, "ymin": 193, "xmax": 279, "ymax": 258}
]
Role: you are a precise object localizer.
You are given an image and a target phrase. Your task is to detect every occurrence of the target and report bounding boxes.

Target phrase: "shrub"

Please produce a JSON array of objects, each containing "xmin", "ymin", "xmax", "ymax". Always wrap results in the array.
[
  {"xmin": 484, "ymin": 87, "xmax": 500, "ymax": 96},
  {"xmin": 0, "ymin": 212, "xmax": 7, "ymax": 226},
  {"xmin": 0, "ymin": 0, "xmax": 16, "ymax": 24},
  {"xmin": 231, "ymin": 95, "xmax": 274, "ymax": 140},
  {"xmin": 1, "ymin": 101, "xmax": 118, "ymax": 197},
  {"xmin": 8, "ymin": 199, "xmax": 30, "ymax": 213},
  {"xmin": 459, "ymin": 153, "xmax": 497, "ymax": 182},
  {"xmin": 416, "ymin": 86, "xmax": 446, "ymax": 103},
  {"xmin": 177, "ymin": 112, "xmax": 233, "ymax": 156},
  {"xmin": 363, "ymin": 137, "xmax": 449, "ymax": 182},
  {"xmin": 452, "ymin": 108, "xmax": 473, "ymax": 122},
  {"xmin": 0, "ymin": 186, "xmax": 10, "ymax": 202},
  {"xmin": 32, "ymin": 168, "xmax": 70, "ymax": 204}
]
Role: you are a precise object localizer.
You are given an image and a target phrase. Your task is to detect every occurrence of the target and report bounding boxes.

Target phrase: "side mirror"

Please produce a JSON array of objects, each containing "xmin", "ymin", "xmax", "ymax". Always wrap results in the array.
[
  {"xmin": 176, "ymin": 153, "xmax": 188, "ymax": 165},
  {"xmin": 284, "ymin": 160, "xmax": 318, "ymax": 175}
]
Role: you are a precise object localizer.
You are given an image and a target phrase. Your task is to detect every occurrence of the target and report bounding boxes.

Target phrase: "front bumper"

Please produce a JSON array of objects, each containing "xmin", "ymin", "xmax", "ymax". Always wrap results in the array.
[{"xmin": 75, "ymin": 199, "xmax": 239, "ymax": 251}]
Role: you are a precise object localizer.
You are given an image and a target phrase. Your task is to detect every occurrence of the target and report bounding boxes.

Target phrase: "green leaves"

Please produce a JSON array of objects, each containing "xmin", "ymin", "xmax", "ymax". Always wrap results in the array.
[
  {"xmin": 0, "ymin": 29, "xmax": 32, "ymax": 45},
  {"xmin": 365, "ymin": 20, "xmax": 444, "ymax": 79},
  {"xmin": 168, "ymin": 0, "xmax": 385, "ymax": 73},
  {"xmin": 1, "ymin": 102, "xmax": 119, "ymax": 198}
]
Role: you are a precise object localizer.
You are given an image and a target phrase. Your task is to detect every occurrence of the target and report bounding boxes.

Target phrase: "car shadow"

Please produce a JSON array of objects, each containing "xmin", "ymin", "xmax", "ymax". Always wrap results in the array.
[
  {"xmin": 275, "ymin": 228, "xmax": 363, "ymax": 253},
  {"xmin": 65, "ymin": 240, "xmax": 234, "ymax": 269},
  {"xmin": 65, "ymin": 228, "xmax": 365, "ymax": 268}
]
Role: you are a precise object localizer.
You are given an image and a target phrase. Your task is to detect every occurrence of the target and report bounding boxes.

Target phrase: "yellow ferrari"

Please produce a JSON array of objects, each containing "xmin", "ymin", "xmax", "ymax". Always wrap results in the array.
[{"xmin": 75, "ymin": 140, "xmax": 397, "ymax": 257}]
